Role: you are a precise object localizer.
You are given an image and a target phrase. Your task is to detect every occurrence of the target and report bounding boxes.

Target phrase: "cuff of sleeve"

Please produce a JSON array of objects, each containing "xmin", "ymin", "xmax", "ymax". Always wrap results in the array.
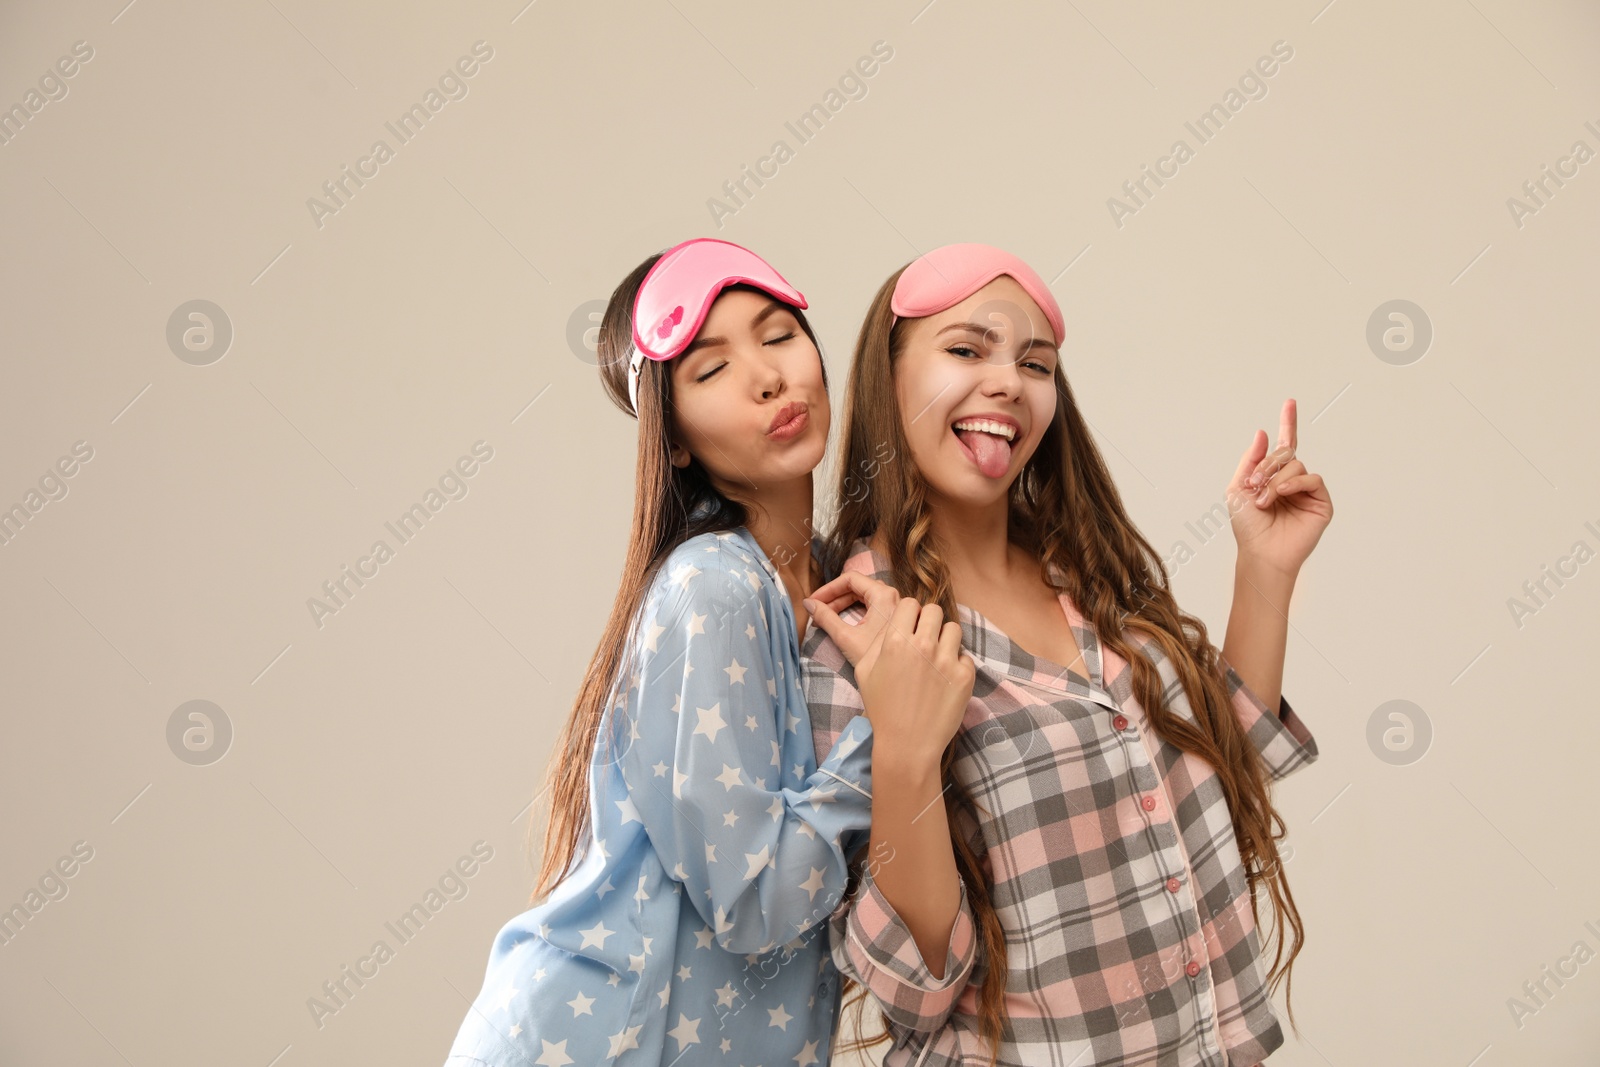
[
  {"xmin": 1219, "ymin": 655, "xmax": 1282, "ymax": 724},
  {"xmin": 816, "ymin": 715, "xmax": 874, "ymax": 801},
  {"xmin": 1219, "ymin": 655, "xmax": 1319, "ymax": 769},
  {"xmin": 1274, "ymin": 693, "xmax": 1315, "ymax": 749},
  {"xmin": 847, "ymin": 870, "xmax": 976, "ymax": 992}
]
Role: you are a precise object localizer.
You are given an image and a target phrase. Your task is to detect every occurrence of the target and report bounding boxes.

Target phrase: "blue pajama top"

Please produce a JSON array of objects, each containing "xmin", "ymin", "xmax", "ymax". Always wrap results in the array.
[{"xmin": 444, "ymin": 527, "xmax": 877, "ymax": 1067}]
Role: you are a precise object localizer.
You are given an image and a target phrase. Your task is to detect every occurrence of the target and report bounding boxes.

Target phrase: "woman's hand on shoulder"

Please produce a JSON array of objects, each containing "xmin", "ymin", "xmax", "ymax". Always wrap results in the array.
[
  {"xmin": 802, "ymin": 571, "xmax": 903, "ymax": 670},
  {"xmin": 807, "ymin": 580, "xmax": 974, "ymax": 769}
]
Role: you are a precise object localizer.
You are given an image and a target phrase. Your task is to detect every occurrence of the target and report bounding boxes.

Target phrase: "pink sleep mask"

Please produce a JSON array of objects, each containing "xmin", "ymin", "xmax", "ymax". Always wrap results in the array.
[
  {"xmin": 890, "ymin": 243, "xmax": 1064, "ymax": 346},
  {"xmin": 628, "ymin": 237, "xmax": 807, "ymax": 415}
]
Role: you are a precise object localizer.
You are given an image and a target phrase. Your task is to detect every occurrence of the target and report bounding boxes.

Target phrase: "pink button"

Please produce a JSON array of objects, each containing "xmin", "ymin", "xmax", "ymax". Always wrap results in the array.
[
  {"xmin": 1141, "ymin": 795, "xmax": 1157, "ymax": 812},
  {"xmin": 1166, "ymin": 877, "xmax": 1181, "ymax": 893},
  {"xmin": 1113, "ymin": 714, "xmax": 1128, "ymax": 730},
  {"xmin": 1186, "ymin": 961, "xmax": 1202, "ymax": 978}
]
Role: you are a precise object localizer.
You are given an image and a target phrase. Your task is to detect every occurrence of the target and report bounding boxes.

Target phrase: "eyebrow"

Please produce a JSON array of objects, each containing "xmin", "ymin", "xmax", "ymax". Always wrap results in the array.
[
  {"xmin": 680, "ymin": 301, "xmax": 793, "ymax": 358},
  {"xmin": 936, "ymin": 321, "xmax": 1060, "ymax": 355}
]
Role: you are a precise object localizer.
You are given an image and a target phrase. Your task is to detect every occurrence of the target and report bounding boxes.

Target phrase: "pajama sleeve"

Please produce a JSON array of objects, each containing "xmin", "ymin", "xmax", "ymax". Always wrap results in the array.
[
  {"xmin": 1218, "ymin": 654, "xmax": 1318, "ymax": 783},
  {"xmin": 801, "ymin": 614, "xmax": 980, "ymax": 1032},
  {"xmin": 618, "ymin": 543, "xmax": 877, "ymax": 956},
  {"xmin": 828, "ymin": 864, "xmax": 979, "ymax": 1033}
]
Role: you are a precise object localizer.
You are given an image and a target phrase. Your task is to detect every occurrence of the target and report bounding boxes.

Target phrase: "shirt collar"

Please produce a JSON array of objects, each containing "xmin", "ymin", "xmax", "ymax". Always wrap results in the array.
[
  {"xmin": 730, "ymin": 526, "xmax": 822, "ymax": 588},
  {"xmin": 838, "ymin": 536, "xmax": 1120, "ymax": 709}
]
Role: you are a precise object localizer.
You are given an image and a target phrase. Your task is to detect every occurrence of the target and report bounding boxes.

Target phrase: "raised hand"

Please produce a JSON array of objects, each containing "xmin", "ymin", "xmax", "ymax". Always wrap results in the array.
[{"xmin": 1226, "ymin": 397, "xmax": 1334, "ymax": 578}]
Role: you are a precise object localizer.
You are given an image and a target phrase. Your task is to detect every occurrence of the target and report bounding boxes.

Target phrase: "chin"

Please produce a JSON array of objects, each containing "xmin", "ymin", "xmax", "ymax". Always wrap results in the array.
[
  {"xmin": 747, "ymin": 446, "xmax": 824, "ymax": 486},
  {"xmin": 946, "ymin": 482, "xmax": 1013, "ymax": 508},
  {"xmin": 777, "ymin": 428, "xmax": 827, "ymax": 472},
  {"xmin": 923, "ymin": 468, "xmax": 1013, "ymax": 508}
]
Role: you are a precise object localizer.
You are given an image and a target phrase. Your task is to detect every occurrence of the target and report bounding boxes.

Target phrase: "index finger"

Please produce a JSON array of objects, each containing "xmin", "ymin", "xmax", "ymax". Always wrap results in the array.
[
  {"xmin": 1278, "ymin": 398, "xmax": 1297, "ymax": 453},
  {"xmin": 809, "ymin": 570, "xmax": 899, "ymax": 612}
]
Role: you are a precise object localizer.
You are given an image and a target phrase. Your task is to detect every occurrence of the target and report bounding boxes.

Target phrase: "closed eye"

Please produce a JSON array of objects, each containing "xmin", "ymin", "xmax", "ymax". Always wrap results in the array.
[{"xmin": 696, "ymin": 331, "xmax": 797, "ymax": 382}]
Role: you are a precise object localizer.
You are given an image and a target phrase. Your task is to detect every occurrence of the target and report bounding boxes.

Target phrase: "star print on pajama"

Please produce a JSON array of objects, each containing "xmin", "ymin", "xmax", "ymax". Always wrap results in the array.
[{"xmin": 442, "ymin": 527, "xmax": 879, "ymax": 1066}]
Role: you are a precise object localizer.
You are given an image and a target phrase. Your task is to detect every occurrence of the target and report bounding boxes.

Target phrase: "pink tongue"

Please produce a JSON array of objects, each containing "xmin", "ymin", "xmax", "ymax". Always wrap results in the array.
[{"xmin": 958, "ymin": 430, "xmax": 1012, "ymax": 477}]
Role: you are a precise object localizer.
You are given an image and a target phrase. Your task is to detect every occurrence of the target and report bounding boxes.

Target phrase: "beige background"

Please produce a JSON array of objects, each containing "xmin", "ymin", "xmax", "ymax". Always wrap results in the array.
[{"xmin": 2, "ymin": 0, "xmax": 1598, "ymax": 1063}]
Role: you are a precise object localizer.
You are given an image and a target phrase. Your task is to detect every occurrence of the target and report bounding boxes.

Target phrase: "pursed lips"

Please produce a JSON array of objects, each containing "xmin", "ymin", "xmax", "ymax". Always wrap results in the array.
[{"xmin": 767, "ymin": 401, "xmax": 807, "ymax": 434}]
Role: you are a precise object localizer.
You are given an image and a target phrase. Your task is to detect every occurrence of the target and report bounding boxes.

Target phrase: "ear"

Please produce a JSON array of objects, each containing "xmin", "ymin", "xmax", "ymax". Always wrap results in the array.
[{"xmin": 669, "ymin": 438, "xmax": 691, "ymax": 469}]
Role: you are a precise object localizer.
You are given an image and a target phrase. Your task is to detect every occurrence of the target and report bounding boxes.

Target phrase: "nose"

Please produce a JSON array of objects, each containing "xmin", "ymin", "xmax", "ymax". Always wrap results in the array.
[
  {"xmin": 755, "ymin": 348, "xmax": 786, "ymax": 400},
  {"xmin": 977, "ymin": 353, "xmax": 1025, "ymax": 399}
]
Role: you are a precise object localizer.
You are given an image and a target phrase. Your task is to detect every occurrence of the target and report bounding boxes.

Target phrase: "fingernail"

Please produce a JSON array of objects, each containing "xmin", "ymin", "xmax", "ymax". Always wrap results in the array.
[{"xmin": 802, "ymin": 598, "xmax": 816, "ymax": 612}]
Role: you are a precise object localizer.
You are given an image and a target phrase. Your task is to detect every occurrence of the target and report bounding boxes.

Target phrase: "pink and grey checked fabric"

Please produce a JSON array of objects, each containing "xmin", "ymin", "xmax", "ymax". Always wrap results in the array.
[{"xmin": 800, "ymin": 541, "xmax": 1318, "ymax": 1067}]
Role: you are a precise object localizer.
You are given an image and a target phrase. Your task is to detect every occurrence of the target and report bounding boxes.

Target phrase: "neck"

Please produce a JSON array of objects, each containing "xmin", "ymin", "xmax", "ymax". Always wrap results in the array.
[
  {"xmin": 729, "ymin": 474, "xmax": 817, "ymax": 600},
  {"xmin": 925, "ymin": 494, "xmax": 1018, "ymax": 599}
]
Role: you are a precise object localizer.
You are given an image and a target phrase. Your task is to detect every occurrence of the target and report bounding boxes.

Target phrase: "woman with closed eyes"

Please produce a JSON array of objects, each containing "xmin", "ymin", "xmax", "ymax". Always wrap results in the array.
[{"xmin": 441, "ymin": 238, "xmax": 960, "ymax": 1067}]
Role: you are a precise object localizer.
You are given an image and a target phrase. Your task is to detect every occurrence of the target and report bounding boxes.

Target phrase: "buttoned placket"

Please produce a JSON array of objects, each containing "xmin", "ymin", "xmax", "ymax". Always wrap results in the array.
[
  {"xmin": 821, "ymin": 545, "xmax": 1272, "ymax": 1065},
  {"xmin": 990, "ymin": 589, "xmax": 1229, "ymax": 1067},
  {"xmin": 1082, "ymin": 606, "xmax": 1226, "ymax": 1067},
  {"xmin": 1125, "ymin": 708, "xmax": 1228, "ymax": 1065}
]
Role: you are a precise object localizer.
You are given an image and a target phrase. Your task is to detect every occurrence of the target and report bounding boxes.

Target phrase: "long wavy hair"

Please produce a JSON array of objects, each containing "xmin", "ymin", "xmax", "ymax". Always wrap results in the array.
[
  {"xmin": 827, "ymin": 267, "xmax": 1304, "ymax": 1066},
  {"xmin": 526, "ymin": 256, "xmax": 827, "ymax": 901}
]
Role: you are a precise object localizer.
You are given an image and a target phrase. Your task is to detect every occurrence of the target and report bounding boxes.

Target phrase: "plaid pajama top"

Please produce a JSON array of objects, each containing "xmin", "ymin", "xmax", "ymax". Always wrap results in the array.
[{"xmin": 799, "ymin": 540, "xmax": 1319, "ymax": 1067}]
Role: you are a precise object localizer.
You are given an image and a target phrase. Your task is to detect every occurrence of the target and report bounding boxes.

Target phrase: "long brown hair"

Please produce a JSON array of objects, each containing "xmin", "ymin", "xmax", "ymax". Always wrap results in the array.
[
  {"xmin": 526, "ymin": 254, "xmax": 827, "ymax": 902},
  {"xmin": 828, "ymin": 268, "xmax": 1304, "ymax": 1066}
]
